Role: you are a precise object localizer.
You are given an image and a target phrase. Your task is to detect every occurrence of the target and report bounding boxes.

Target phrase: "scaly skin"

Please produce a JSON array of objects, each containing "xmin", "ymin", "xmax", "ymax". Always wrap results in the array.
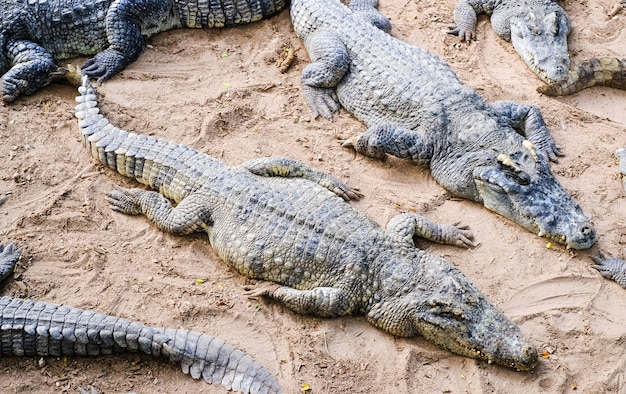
[
  {"xmin": 591, "ymin": 252, "xmax": 626, "ymax": 288},
  {"xmin": 0, "ymin": 243, "xmax": 283, "ymax": 394},
  {"xmin": 292, "ymin": 0, "xmax": 596, "ymax": 249},
  {"xmin": 448, "ymin": 0, "xmax": 571, "ymax": 84},
  {"xmin": 75, "ymin": 74, "xmax": 538, "ymax": 371},
  {"xmin": 538, "ymin": 57, "xmax": 626, "ymax": 96},
  {"xmin": 0, "ymin": 0, "xmax": 287, "ymax": 102}
]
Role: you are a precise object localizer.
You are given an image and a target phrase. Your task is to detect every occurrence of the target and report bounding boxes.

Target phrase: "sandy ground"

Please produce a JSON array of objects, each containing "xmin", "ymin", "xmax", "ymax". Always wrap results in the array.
[{"xmin": 1, "ymin": 0, "xmax": 626, "ymax": 392}]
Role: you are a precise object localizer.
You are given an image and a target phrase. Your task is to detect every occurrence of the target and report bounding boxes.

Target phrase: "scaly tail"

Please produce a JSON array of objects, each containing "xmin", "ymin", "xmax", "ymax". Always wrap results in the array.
[
  {"xmin": 0, "ymin": 244, "xmax": 283, "ymax": 394},
  {"xmin": 538, "ymin": 57, "xmax": 626, "ymax": 96},
  {"xmin": 74, "ymin": 73, "xmax": 223, "ymax": 203}
]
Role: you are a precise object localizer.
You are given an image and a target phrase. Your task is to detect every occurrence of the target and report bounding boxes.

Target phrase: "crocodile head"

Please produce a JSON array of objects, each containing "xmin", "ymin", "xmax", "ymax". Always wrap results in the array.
[
  {"xmin": 373, "ymin": 252, "xmax": 537, "ymax": 371},
  {"xmin": 473, "ymin": 142, "xmax": 596, "ymax": 249},
  {"xmin": 509, "ymin": 8, "xmax": 571, "ymax": 83}
]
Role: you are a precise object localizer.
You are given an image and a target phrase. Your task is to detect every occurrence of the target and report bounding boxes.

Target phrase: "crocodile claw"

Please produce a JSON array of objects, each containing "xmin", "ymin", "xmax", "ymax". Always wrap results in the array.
[
  {"xmin": 447, "ymin": 24, "xmax": 476, "ymax": 42},
  {"xmin": 446, "ymin": 222, "xmax": 476, "ymax": 249},
  {"xmin": 82, "ymin": 49, "xmax": 128, "ymax": 82},
  {"xmin": 590, "ymin": 253, "xmax": 626, "ymax": 288},
  {"xmin": 107, "ymin": 187, "xmax": 143, "ymax": 215},
  {"xmin": 243, "ymin": 283, "xmax": 281, "ymax": 298},
  {"xmin": 0, "ymin": 243, "xmax": 22, "ymax": 265},
  {"xmin": 302, "ymin": 85, "xmax": 341, "ymax": 120}
]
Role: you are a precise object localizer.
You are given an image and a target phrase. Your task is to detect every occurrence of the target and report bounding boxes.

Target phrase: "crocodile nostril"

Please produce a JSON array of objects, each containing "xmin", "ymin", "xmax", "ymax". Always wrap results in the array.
[{"xmin": 578, "ymin": 224, "xmax": 596, "ymax": 242}]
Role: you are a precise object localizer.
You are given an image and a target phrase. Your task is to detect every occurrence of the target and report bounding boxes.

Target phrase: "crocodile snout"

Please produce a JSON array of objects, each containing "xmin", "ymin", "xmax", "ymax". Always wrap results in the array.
[
  {"xmin": 567, "ymin": 222, "xmax": 597, "ymax": 250},
  {"xmin": 515, "ymin": 343, "xmax": 539, "ymax": 371}
]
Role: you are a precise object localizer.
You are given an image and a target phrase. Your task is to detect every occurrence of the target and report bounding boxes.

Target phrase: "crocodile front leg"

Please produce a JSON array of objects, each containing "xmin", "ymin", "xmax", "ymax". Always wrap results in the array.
[
  {"xmin": 241, "ymin": 157, "xmax": 363, "ymax": 200},
  {"xmin": 489, "ymin": 101, "xmax": 561, "ymax": 162},
  {"xmin": 300, "ymin": 30, "xmax": 351, "ymax": 119},
  {"xmin": 82, "ymin": 0, "xmax": 175, "ymax": 81},
  {"xmin": 342, "ymin": 124, "xmax": 434, "ymax": 165},
  {"xmin": 449, "ymin": 0, "xmax": 499, "ymax": 41},
  {"xmin": 385, "ymin": 213, "xmax": 475, "ymax": 248},
  {"xmin": 1, "ymin": 40, "xmax": 60, "ymax": 103},
  {"xmin": 107, "ymin": 188, "xmax": 212, "ymax": 235},
  {"xmin": 591, "ymin": 254, "xmax": 626, "ymax": 288}
]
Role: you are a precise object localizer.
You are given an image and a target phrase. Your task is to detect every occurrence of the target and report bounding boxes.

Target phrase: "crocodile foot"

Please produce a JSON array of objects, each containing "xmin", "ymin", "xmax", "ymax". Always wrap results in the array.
[
  {"xmin": 243, "ymin": 282, "xmax": 281, "ymax": 298},
  {"xmin": 107, "ymin": 187, "xmax": 143, "ymax": 215},
  {"xmin": 302, "ymin": 85, "xmax": 341, "ymax": 120},
  {"xmin": 82, "ymin": 49, "xmax": 129, "ymax": 82},
  {"xmin": 0, "ymin": 243, "xmax": 21, "ymax": 265},
  {"xmin": 591, "ymin": 253, "xmax": 626, "ymax": 288}
]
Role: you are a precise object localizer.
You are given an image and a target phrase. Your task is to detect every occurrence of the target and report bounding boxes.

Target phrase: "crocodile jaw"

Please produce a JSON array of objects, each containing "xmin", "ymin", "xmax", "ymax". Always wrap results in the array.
[
  {"xmin": 409, "ymin": 259, "xmax": 538, "ymax": 371},
  {"xmin": 474, "ymin": 164, "xmax": 596, "ymax": 250},
  {"xmin": 510, "ymin": 10, "xmax": 571, "ymax": 84},
  {"xmin": 418, "ymin": 303, "xmax": 538, "ymax": 371}
]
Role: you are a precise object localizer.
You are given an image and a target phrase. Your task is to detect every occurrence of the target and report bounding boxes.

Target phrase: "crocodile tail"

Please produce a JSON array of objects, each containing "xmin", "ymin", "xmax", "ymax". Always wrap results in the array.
[
  {"xmin": 537, "ymin": 57, "xmax": 626, "ymax": 96},
  {"xmin": 74, "ymin": 75, "xmax": 218, "ymax": 202},
  {"xmin": 156, "ymin": 327, "xmax": 284, "ymax": 393},
  {"xmin": 0, "ymin": 297, "xmax": 282, "ymax": 393},
  {"xmin": 177, "ymin": 0, "xmax": 290, "ymax": 28}
]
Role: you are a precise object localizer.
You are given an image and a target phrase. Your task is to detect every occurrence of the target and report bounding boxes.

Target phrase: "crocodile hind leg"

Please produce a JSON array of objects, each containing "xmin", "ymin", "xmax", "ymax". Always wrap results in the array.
[
  {"xmin": 386, "ymin": 213, "xmax": 474, "ymax": 248},
  {"xmin": 245, "ymin": 283, "xmax": 356, "ymax": 318},
  {"xmin": 300, "ymin": 30, "xmax": 350, "ymax": 119},
  {"xmin": 1, "ymin": 40, "xmax": 60, "ymax": 103},
  {"xmin": 81, "ymin": 0, "xmax": 175, "ymax": 81},
  {"xmin": 107, "ymin": 188, "xmax": 212, "ymax": 235},
  {"xmin": 349, "ymin": 0, "xmax": 391, "ymax": 33},
  {"xmin": 489, "ymin": 101, "xmax": 562, "ymax": 162},
  {"xmin": 240, "ymin": 157, "xmax": 363, "ymax": 200},
  {"xmin": 342, "ymin": 124, "xmax": 434, "ymax": 165}
]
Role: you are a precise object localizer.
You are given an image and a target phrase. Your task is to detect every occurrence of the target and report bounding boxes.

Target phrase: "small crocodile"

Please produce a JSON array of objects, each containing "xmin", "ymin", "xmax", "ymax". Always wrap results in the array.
[
  {"xmin": 292, "ymin": 0, "xmax": 596, "ymax": 249},
  {"xmin": 0, "ymin": 0, "xmax": 287, "ymax": 102},
  {"xmin": 74, "ymin": 74, "xmax": 538, "ymax": 370},
  {"xmin": 448, "ymin": 0, "xmax": 571, "ymax": 84},
  {"xmin": 537, "ymin": 57, "xmax": 626, "ymax": 96},
  {"xmin": 0, "ymin": 242, "xmax": 283, "ymax": 394}
]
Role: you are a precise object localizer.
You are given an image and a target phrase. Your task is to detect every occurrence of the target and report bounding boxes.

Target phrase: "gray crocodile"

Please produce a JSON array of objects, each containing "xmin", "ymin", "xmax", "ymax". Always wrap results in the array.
[
  {"xmin": 292, "ymin": 0, "xmax": 596, "ymax": 249},
  {"xmin": 448, "ymin": 0, "xmax": 571, "ymax": 84},
  {"xmin": 74, "ymin": 74, "xmax": 538, "ymax": 371},
  {"xmin": 537, "ymin": 57, "xmax": 626, "ymax": 96},
  {"xmin": 0, "ymin": 0, "xmax": 287, "ymax": 102},
  {"xmin": 0, "ymin": 242, "xmax": 283, "ymax": 394}
]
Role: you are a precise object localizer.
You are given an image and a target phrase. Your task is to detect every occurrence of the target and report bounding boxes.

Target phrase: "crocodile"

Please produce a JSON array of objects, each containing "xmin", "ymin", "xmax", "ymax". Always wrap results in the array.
[
  {"xmin": 74, "ymin": 74, "xmax": 538, "ymax": 371},
  {"xmin": 292, "ymin": 0, "xmax": 596, "ymax": 249},
  {"xmin": 0, "ymin": 242, "xmax": 283, "ymax": 394},
  {"xmin": 537, "ymin": 57, "xmax": 626, "ymax": 96},
  {"xmin": 0, "ymin": 0, "xmax": 287, "ymax": 103},
  {"xmin": 448, "ymin": 0, "xmax": 571, "ymax": 84}
]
